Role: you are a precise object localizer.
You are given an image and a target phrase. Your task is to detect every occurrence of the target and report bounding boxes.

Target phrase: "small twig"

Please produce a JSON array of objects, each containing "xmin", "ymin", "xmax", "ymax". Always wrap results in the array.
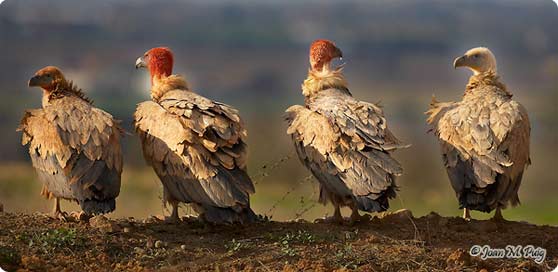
[
  {"xmin": 266, "ymin": 175, "xmax": 314, "ymax": 216},
  {"xmin": 257, "ymin": 259, "xmax": 273, "ymax": 272},
  {"xmin": 398, "ymin": 195, "xmax": 421, "ymax": 241},
  {"xmin": 252, "ymin": 151, "xmax": 295, "ymax": 185}
]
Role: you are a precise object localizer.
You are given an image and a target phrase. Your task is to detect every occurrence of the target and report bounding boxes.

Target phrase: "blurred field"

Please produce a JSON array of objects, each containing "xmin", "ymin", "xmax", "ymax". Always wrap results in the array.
[{"xmin": 1, "ymin": 147, "xmax": 557, "ymax": 225}]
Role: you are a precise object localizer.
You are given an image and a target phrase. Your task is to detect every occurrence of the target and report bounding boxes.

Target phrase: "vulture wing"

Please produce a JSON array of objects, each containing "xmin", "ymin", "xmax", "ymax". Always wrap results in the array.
[
  {"xmin": 427, "ymin": 88, "xmax": 530, "ymax": 211},
  {"xmin": 18, "ymin": 96, "xmax": 123, "ymax": 214},
  {"xmin": 286, "ymin": 89, "xmax": 406, "ymax": 212},
  {"xmin": 134, "ymin": 89, "xmax": 254, "ymax": 221}
]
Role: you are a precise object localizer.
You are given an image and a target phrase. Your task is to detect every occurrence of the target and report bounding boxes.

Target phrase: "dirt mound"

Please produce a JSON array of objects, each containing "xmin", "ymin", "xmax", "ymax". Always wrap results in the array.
[{"xmin": 0, "ymin": 210, "xmax": 556, "ymax": 271}]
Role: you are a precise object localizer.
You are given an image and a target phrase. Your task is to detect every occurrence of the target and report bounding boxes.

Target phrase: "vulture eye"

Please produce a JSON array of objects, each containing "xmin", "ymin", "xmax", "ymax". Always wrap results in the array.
[{"xmin": 473, "ymin": 54, "xmax": 479, "ymax": 58}]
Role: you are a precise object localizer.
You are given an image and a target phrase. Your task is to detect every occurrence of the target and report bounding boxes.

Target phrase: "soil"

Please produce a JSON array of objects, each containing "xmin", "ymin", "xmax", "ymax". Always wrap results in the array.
[{"xmin": 0, "ymin": 210, "xmax": 556, "ymax": 272}]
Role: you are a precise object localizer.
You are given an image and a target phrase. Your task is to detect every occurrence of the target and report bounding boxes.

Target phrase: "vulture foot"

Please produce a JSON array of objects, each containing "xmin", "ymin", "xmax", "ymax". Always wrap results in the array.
[
  {"xmin": 70, "ymin": 211, "xmax": 91, "ymax": 222},
  {"xmin": 462, "ymin": 208, "xmax": 471, "ymax": 221},
  {"xmin": 491, "ymin": 208, "xmax": 506, "ymax": 222},
  {"xmin": 349, "ymin": 212, "xmax": 370, "ymax": 225},
  {"xmin": 52, "ymin": 211, "xmax": 69, "ymax": 222}
]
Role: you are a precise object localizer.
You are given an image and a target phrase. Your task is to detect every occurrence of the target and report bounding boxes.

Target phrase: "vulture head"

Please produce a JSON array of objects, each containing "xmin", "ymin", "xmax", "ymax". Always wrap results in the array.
[
  {"xmin": 136, "ymin": 47, "xmax": 174, "ymax": 81},
  {"xmin": 309, "ymin": 39, "xmax": 343, "ymax": 73},
  {"xmin": 28, "ymin": 66, "xmax": 66, "ymax": 91},
  {"xmin": 453, "ymin": 47, "xmax": 497, "ymax": 75}
]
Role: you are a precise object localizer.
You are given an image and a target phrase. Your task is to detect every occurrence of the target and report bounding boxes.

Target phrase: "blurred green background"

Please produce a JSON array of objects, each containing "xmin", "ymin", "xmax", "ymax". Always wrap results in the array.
[{"xmin": 0, "ymin": 0, "xmax": 556, "ymax": 224}]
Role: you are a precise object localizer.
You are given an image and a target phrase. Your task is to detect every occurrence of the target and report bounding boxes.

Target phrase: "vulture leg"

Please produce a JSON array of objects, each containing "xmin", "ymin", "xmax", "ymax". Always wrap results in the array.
[
  {"xmin": 349, "ymin": 203, "xmax": 366, "ymax": 224},
  {"xmin": 52, "ymin": 198, "xmax": 68, "ymax": 221},
  {"xmin": 324, "ymin": 204, "xmax": 343, "ymax": 224},
  {"xmin": 492, "ymin": 207, "xmax": 505, "ymax": 222},
  {"xmin": 463, "ymin": 208, "xmax": 471, "ymax": 221},
  {"xmin": 165, "ymin": 201, "xmax": 180, "ymax": 223}
]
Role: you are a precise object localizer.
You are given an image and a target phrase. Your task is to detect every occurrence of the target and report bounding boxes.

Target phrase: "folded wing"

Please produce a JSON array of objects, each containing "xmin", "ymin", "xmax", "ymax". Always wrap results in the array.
[{"xmin": 19, "ymin": 96, "xmax": 122, "ymax": 214}]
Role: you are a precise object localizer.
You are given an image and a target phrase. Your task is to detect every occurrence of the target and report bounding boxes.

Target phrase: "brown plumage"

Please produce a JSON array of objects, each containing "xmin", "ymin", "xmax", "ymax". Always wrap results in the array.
[
  {"xmin": 286, "ymin": 40, "xmax": 408, "ymax": 223},
  {"xmin": 18, "ymin": 66, "xmax": 123, "ymax": 219},
  {"xmin": 134, "ymin": 47, "xmax": 256, "ymax": 224},
  {"xmin": 427, "ymin": 47, "xmax": 531, "ymax": 220}
]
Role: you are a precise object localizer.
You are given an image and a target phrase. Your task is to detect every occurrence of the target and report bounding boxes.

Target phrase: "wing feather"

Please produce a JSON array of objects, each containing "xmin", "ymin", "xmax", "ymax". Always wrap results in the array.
[
  {"xmin": 19, "ymin": 96, "xmax": 122, "ymax": 211},
  {"xmin": 134, "ymin": 89, "xmax": 253, "ymax": 209}
]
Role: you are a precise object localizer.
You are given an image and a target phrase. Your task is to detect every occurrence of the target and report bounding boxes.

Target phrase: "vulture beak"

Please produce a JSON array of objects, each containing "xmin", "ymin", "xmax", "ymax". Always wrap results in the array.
[
  {"xmin": 135, "ymin": 56, "xmax": 147, "ymax": 69},
  {"xmin": 335, "ymin": 47, "xmax": 343, "ymax": 60},
  {"xmin": 28, "ymin": 75, "xmax": 43, "ymax": 87},
  {"xmin": 453, "ymin": 55, "xmax": 467, "ymax": 69}
]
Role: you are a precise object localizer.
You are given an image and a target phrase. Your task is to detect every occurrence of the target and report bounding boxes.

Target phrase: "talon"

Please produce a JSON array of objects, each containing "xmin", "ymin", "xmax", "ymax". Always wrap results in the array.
[
  {"xmin": 53, "ymin": 211, "xmax": 69, "ymax": 222},
  {"xmin": 70, "ymin": 211, "xmax": 90, "ymax": 222}
]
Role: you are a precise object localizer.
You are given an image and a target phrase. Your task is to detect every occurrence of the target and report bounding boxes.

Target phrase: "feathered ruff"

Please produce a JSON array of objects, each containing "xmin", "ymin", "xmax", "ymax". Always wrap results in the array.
[
  {"xmin": 302, "ymin": 66, "xmax": 350, "ymax": 99},
  {"xmin": 465, "ymin": 71, "xmax": 510, "ymax": 97},
  {"xmin": 151, "ymin": 75, "xmax": 189, "ymax": 102},
  {"xmin": 48, "ymin": 80, "xmax": 93, "ymax": 105}
]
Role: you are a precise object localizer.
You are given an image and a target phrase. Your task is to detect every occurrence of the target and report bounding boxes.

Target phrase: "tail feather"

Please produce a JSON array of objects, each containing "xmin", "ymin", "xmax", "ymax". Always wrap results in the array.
[{"xmin": 80, "ymin": 198, "xmax": 116, "ymax": 215}]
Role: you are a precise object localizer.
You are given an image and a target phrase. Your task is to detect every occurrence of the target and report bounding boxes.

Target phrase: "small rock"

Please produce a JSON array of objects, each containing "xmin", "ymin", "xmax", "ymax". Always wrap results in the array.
[
  {"xmin": 146, "ymin": 239, "xmax": 154, "ymax": 249},
  {"xmin": 143, "ymin": 216, "xmax": 161, "ymax": 224},
  {"xmin": 446, "ymin": 249, "xmax": 471, "ymax": 267},
  {"xmin": 313, "ymin": 218, "xmax": 326, "ymax": 223},
  {"xmin": 154, "ymin": 240, "xmax": 163, "ymax": 248},
  {"xmin": 379, "ymin": 209, "xmax": 414, "ymax": 221},
  {"xmin": 133, "ymin": 247, "xmax": 144, "ymax": 254},
  {"xmin": 89, "ymin": 215, "xmax": 121, "ymax": 233},
  {"xmin": 180, "ymin": 244, "xmax": 187, "ymax": 251},
  {"xmin": 182, "ymin": 215, "xmax": 198, "ymax": 223},
  {"xmin": 123, "ymin": 227, "xmax": 131, "ymax": 233}
]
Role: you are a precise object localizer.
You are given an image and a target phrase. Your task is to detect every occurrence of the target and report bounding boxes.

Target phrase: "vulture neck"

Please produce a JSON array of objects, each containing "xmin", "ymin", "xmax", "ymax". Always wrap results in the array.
[
  {"xmin": 42, "ymin": 80, "xmax": 92, "ymax": 107},
  {"xmin": 301, "ymin": 66, "xmax": 350, "ymax": 102},
  {"xmin": 465, "ymin": 71, "xmax": 511, "ymax": 97},
  {"xmin": 151, "ymin": 74, "xmax": 190, "ymax": 102}
]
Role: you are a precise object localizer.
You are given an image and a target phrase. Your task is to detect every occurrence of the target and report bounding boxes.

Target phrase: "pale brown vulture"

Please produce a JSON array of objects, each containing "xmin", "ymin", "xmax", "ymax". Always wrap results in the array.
[
  {"xmin": 427, "ymin": 47, "xmax": 531, "ymax": 220},
  {"xmin": 134, "ymin": 47, "xmax": 256, "ymax": 224},
  {"xmin": 285, "ymin": 40, "xmax": 408, "ymax": 223},
  {"xmin": 18, "ymin": 66, "xmax": 123, "ymax": 219}
]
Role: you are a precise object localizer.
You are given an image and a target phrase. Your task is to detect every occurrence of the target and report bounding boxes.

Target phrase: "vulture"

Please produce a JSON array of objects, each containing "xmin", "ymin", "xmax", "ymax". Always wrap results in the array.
[
  {"xmin": 18, "ymin": 66, "xmax": 123, "ymax": 220},
  {"xmin": 427, "ymin": 47, "xmax": 531, "ymax": 220},
  {"xmin": 134, "ymin": 47, "xmax": 256, "ymax": 224},
  {"xmin": 285, "ymin": 40, "xmax": 408, "ymax": 223}
]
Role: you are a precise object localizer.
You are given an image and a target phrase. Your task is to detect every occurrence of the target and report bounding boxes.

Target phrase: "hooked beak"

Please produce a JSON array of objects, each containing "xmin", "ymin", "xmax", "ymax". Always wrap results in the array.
[
  {"xmin": 453, "ymin": 55, "xmax": 467, "ymax": 69},
  {"xmin": 135, "ymin": 56, "xmax": 147, "ymax": 69},
  {"xmin": 28, "ymin": 75, "xmax": 42, "ymax": 87},
  {"xmin": 335, "ymin": 47, "xmax": 343, "ymax": 60}
]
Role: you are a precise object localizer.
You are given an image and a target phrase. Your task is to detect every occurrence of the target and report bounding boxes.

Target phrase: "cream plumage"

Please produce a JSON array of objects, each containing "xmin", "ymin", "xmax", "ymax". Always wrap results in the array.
[{"xmin": 427, "ymin": 47, "xmax": 531, "ymax": 220}]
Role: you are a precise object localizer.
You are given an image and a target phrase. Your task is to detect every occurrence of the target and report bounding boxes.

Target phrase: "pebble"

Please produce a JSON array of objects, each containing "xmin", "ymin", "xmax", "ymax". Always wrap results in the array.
[
  {"xmin": 154, "ymin": 240, "xmax": 163, "ymax": 248},
  {"xmin": 133, "ymin": 247, "xmax": 144, "ymax": 254},
  {"xmin": 123, "ymin": 227, "xmax": 131, "ymax": 233},
  {"xmin": 180, "ymin": 244, "xmax": 187, "ymax": 250},
  {"xmin": 89, "ymin": 215, "xmax": 121, "ymax": 233}
]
